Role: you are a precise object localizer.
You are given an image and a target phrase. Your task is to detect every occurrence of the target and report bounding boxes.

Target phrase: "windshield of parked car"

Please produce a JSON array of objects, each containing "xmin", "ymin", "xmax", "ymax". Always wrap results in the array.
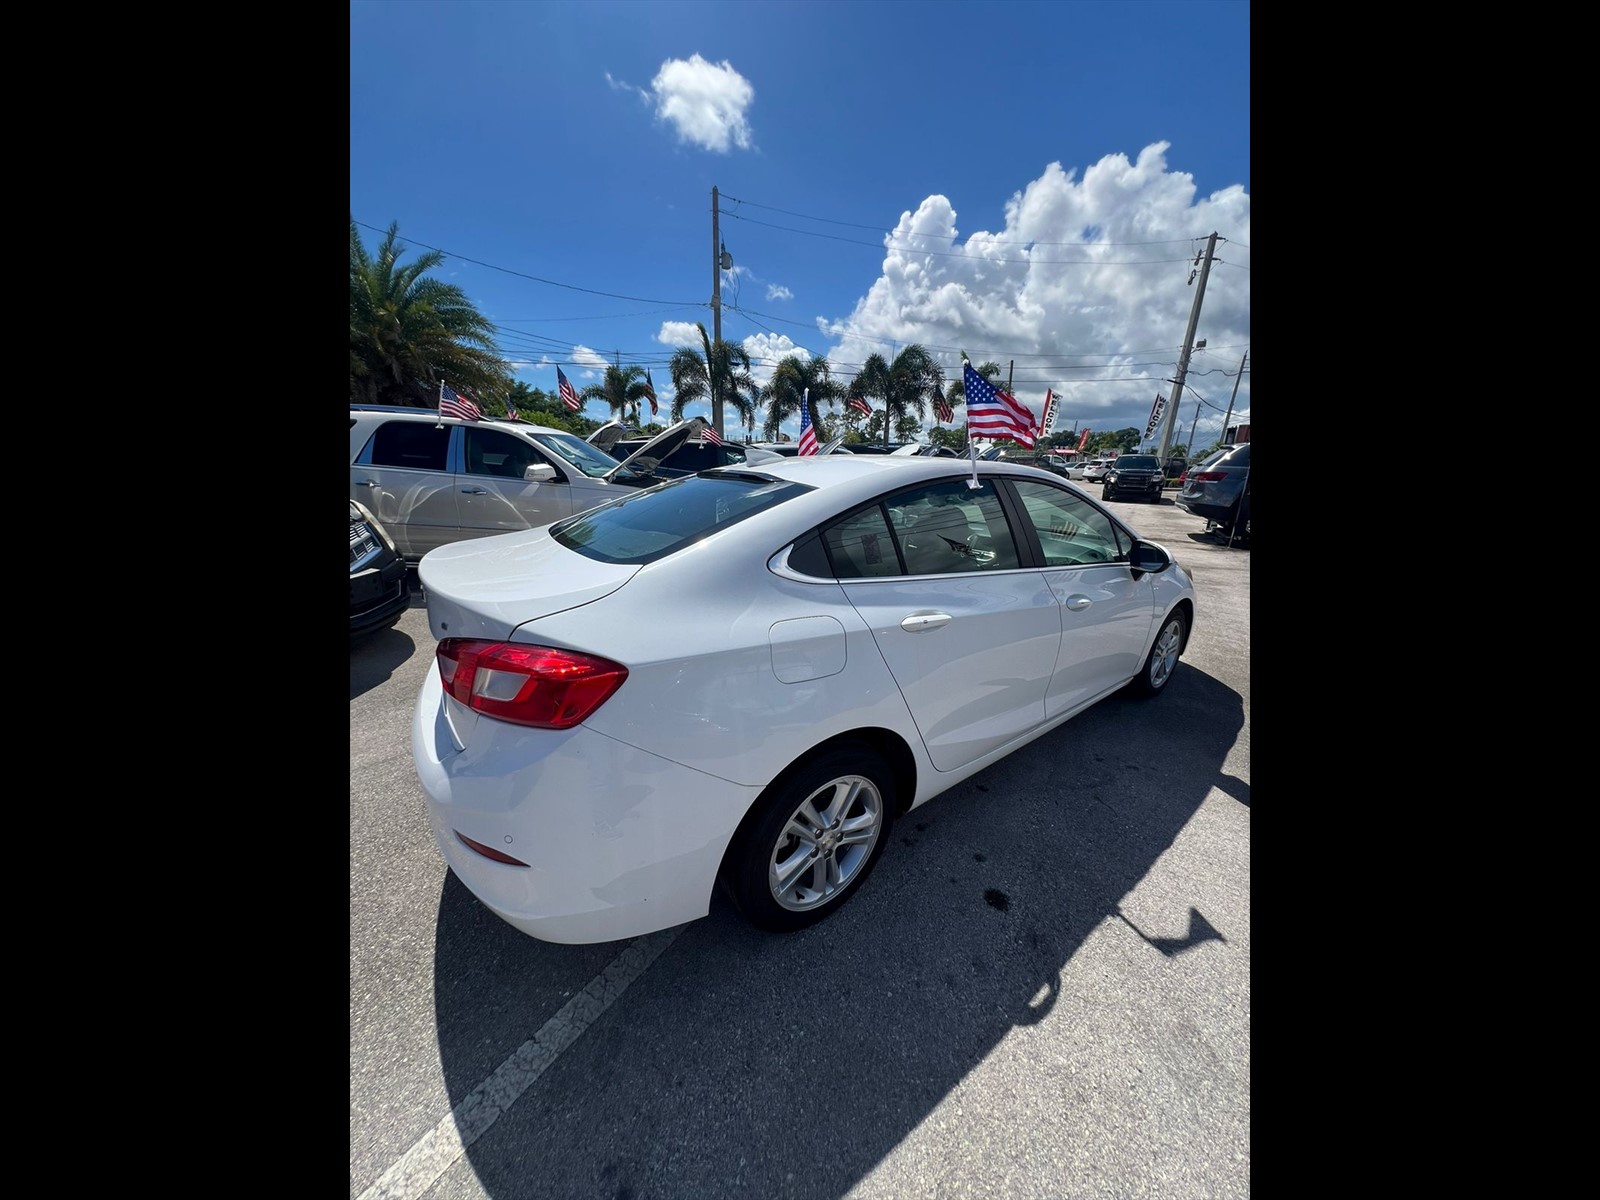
[
  {"xmin": 536, "ymin": 431, "xmax": 635, "ymax": 479},
  {"xmin": 551, "ymin": 472, "xmax": 814, "ymax": 564},
  {"xmin": 1114, "ymin": 456, "xmax": 1159, "ymax": 470}
]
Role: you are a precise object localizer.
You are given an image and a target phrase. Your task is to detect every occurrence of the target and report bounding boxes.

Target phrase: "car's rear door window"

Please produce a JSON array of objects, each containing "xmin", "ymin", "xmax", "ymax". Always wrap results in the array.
[
  {"xmin": 823, "ymin": 479, "xmax": 1021, "ymax": 578},
  {"xmin": 367, "ymin": 421, "xmax": 450, "ymax": 471}
]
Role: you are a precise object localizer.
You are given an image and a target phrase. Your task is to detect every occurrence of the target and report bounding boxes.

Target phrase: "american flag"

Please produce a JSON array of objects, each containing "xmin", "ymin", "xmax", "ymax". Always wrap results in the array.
[
  {"xmin": 962, "ymin": 359, "xmax": 1035, "ymax": 448},
  {"xmin": 557, "ymin": 367, "xmax": 581, "ymax": 411},
  {"xmin": 644, "ymin": 369, "xmax": 659, "ymax": 418},
  {"xmin": 439, "ymin": 382, "xmax": 481, "ymax": 422},
  {"xmin": 934, "ymin": 389, "xmax": 954, "ymax": 424},
  {"xmin": 797, "ymin": 388, "xmax": 818, "ymax": 456},
  {"xmin": 847, "ymin": 395, "xmax": 872, "ymax": 417},
  {"xmin": 702, "ymin": 422, "xmax": 723, "ymax": 446},
  {"xmin": 506, "ymin": 404, "xmax": 519, "ymax": 421}
]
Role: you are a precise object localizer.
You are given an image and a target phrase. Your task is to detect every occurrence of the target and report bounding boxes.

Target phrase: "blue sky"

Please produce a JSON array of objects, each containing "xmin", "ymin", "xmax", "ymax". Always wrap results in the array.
[{"xmin": 350, "ymin": 0, "xmax": 1250, "ymax": 451}]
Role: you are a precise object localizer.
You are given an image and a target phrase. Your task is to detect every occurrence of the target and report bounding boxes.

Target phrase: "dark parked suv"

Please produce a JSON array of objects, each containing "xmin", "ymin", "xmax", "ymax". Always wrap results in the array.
[
  {"xmin": 1100, "ymin": 454, "xmax": 1165, "ymax": 502},
  {"xmin": 350, "ymin": 500, "xmax": 409, "ymax": 639},
  {"xmin": 1176, "ymin": 442, "xmax": 1250, "ymax": 541}
]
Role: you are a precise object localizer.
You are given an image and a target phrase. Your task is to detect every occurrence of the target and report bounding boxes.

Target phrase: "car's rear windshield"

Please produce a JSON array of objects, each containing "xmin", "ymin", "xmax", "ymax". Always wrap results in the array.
[
  {"xmin": 551, "ymin": 472, "xmax": 813, "ymax": 564},
  {"xmin": 1116, "ymin": 456, "xmax": 1159, "ymax": 469}
]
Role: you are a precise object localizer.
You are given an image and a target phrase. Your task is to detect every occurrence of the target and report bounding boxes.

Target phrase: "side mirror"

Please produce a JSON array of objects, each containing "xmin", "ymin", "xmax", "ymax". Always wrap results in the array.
[
  {"xmin": 1128, "ymin": 539, "xmax": 1171, "ymax": 578},
  {"xmin": 524, "ymin": 463, "xmax": 557, "ymax": 483}
]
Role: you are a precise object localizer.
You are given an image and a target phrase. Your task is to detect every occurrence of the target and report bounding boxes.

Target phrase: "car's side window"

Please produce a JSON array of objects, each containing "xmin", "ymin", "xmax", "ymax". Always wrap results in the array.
[
  {"xmin": 823, "ymin": 505, "xmax": 901, "ymax": 579},
  {"xmin": 884, "ymin": 480, "xmax": 1020, "ymax": 575},
  {"xmin": 1009, "ymin": 479, "xmax": 1124, "ymax": 566},
  {"xmin": 369, "ymin": 421, "xmax": 450, "ymax": 472},
  {"xmin": 465, "ymin": 428, "xmax": 538, "ymax": 479}
]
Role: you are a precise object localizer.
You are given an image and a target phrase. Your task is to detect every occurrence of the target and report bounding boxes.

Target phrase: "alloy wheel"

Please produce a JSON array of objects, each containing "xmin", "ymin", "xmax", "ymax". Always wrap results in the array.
[{"xmin": 768, "ymin": 774, "xmax": 884, "ymax": 912}]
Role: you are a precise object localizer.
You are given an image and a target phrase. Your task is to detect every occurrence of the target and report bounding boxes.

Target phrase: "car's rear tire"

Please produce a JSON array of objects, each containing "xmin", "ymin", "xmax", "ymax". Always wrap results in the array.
[
  {"xmin": 1127, "ymin": 610, "xmax": 1187, "ymax": 697},
  {"xmin": 726, "ymin": 744, "xmax": 896, "ymax": 933}
]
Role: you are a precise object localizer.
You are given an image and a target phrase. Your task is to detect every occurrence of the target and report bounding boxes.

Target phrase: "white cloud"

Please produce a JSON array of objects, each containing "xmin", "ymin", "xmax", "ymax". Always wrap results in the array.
[
  {"xmin": 569, "ymin": 345, "xmax": 609, "ymax": 378},
  {"xmin": 603, "ymin": 71, "xmax": 650, "ymax": 103},
  {"xmin": 814, "ymin": 142, "xmax": 1250, "ymax": 450},
  {"xmin": 655, "ymin": 322, "xmax": 706, "ymax": 348},
  {"xmin": 740, "ymin": 333, "xmax": 808, "ymax": 387},
  {"xmin": 766, "ymin": 283, "xmax": 793, "ymax": 301},
  {"xmin": 649, "ymin": 55, "xmax": 755, "ymax": 153}
]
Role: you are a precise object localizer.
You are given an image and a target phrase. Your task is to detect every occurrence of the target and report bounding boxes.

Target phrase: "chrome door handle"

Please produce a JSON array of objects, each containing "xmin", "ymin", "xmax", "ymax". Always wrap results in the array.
[
  {"xmin": 356, "ymin": 480, "xmax": 377, "ymax": 488},
  {"xmin": 900, "ymin": 612, "xmax": 952, "ymax": 632},
  {"xmin": 1065, "ymin": 595, "xmax": 1092, "ymax": 611},
  {"xmin": 460, "ymin": 486, "xmax": 488, "ymax": 495}
]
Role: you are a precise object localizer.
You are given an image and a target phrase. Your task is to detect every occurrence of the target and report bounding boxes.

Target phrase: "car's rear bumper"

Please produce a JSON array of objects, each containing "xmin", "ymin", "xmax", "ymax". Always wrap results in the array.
[
  {"xmin": 1175, "ymin": 495, "xmax": 1237, "ymax": 523},
  {"xmin": 412, "ymin": 667, "xmax": 763, "ymax": 944}
]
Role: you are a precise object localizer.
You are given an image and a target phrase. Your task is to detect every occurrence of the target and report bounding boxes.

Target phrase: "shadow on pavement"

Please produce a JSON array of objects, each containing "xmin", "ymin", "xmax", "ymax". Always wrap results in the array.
[{"xmin": 425, "ymin": 663, "xmax": 1247, "ymax": 1198}]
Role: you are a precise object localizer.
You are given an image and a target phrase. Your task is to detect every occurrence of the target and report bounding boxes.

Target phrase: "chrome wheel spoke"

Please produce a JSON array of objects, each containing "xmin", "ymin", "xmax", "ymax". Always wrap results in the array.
[
  {"xmin": 781, "ymin": 816, "xmax": 819, "ymax": 848},
  {"xmin": 772, "ymin": 845, "xmax": 818, "ymax": 897},
  {"xmin": 837, "ymin": 812, "xmax": 878, "ymax": 846},
  {"xmin": 819, "ymin": 780, "xmax": 858, "ymax": 827}
]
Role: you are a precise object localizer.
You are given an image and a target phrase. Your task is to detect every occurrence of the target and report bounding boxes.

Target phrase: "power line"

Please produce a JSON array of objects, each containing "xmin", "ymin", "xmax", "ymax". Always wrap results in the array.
[
  {"xmin": 718, "ymin": 191, "xmax": 1232, "ymax": 248},
  {"xmin": 719, "ymin": 210, "xmax": 1204, "ymax": 267},
  {"xmin": 352, "ymin": 219, "xmax": 707, "ymax": 307}
]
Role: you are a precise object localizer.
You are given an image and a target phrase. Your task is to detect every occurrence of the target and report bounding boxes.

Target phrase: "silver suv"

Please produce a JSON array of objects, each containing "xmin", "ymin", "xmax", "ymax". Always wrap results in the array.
[{"xmin": 349, "ymin": 406, "xmax": 702, "ymax": 562}]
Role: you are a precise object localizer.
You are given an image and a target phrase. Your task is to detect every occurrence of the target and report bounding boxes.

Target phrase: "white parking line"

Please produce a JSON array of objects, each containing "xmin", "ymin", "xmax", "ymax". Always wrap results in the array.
[{"xmin": 357, "ymin": 927, "xmax": 681, "ymax": 1200}]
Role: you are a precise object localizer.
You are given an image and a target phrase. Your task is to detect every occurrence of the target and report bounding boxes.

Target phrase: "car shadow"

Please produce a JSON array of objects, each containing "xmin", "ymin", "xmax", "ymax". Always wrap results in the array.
[
  {"xmin": 350, "ymin": 626, "xmax": 419, "ymax": 699},
  {"xmin": 426, "ymin": 664, "xmax": 1247, "ymax": 1197},
  {"xmin": 1185, "ymin": 530, "xmax": 1250, "ymax": 550}
]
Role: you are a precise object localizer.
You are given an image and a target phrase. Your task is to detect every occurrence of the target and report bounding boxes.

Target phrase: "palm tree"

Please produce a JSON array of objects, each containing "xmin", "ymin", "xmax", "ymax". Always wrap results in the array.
[
  {"xmin": 350, "ymin": 219, "xmax": 509, "ymax": 407},
  {"xmin": 580, "ymin": 354, "xmax": 652, "ymax": 425},
  {"xmin": 667, "ymin": 322, "xmax": 759, "ymax": 430},
  {"xmin": 760, "ymin": 355, "xmax": 844, "ymax": 441},
  {"xmin": 847, "ymin": 345, "xmax": 945, "ymax": 448}
]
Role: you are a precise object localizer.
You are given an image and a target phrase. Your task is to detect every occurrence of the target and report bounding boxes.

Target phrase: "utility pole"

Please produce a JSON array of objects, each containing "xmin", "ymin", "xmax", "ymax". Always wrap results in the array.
[
  {"xmin": 711, "ymin": 186, "xmax": 723, "ymax": 437},
  {"xmin": 1221, "ymin": 350, "xmax": 1247, "ymax": 445},
  {"xmin": 1156, "ymin": 231, "xmax": 1218, "ymax": 464}
]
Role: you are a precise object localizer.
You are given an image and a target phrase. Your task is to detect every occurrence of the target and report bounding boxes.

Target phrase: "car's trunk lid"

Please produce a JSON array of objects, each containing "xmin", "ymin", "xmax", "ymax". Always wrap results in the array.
[{"xmin": 418, "ymin": 528, "xmax": 639, "ymax": 641}]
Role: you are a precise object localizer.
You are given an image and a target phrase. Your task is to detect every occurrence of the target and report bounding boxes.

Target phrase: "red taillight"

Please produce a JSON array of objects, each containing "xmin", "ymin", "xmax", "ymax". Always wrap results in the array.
[
  {"xmin": 436, "ymin": 639, "xmax": 629, "ymax": 729},
  {"xmin": 1189, "ymin": 471, "xmax": 1227, "ymax": 481}
]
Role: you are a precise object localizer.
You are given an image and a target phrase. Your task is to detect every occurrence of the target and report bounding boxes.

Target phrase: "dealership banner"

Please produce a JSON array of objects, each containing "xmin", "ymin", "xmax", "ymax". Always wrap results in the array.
[
  {"xmin": 1038, "ymin": 389, "xmax": 1060, "ymax": 437},
  {"xmin": 1143, "ymin": 392, "xmax": 1167, "ymax": 439}
]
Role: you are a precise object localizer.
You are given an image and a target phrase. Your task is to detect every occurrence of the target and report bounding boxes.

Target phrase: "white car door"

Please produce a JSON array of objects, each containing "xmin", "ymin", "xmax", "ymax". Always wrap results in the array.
[
  {"xmin": 829, "ymin": 479, "xmax": 1060, "ymax": 773},
  {"xmin": 1006, "ymin": 478, "xmax": 1156, "ymax": 714}
]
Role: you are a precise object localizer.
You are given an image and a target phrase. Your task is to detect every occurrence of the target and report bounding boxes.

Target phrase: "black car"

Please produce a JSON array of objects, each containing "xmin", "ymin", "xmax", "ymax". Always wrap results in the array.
[
  {"xmin": 1101, "ymin": 454, "xmax": 1166, "ymax": 502},
  {"xmin": 350, "ymin": 500, "xmax": 409, "ymax": 639},
  {"xmin": 607, "ymin": 436, "xmax": 751, "ymax": 476}
]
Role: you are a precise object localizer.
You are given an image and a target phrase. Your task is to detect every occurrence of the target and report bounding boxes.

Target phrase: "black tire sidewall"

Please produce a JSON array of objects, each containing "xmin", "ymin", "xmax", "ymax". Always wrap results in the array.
[
  {"xmin": 727, "ymin": 744, "xmax": 896, "ymax": 933},
  {"xmin": 1128, "ymin": 609, "xmax": 1187, "ymax": 697}
]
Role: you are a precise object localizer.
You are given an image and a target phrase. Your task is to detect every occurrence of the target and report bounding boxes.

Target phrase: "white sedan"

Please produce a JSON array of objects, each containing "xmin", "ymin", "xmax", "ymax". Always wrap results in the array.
[{"xmin": 413, "ymin": 455, "xmax": 1196, "ymax": 944}]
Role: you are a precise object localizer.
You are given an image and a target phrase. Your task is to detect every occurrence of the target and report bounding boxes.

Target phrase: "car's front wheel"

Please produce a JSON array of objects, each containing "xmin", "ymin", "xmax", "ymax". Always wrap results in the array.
[
  {"xmin": 1102, "ymin": 487, "xmax": 1112, "ymax": 501},
  {"xmin": 1127, "ymin": 610, "xmax": 1187, "ymax": 697},
  {"xmin": 726, "ymin": 744, "xmax": 896, "ymax": 933}
]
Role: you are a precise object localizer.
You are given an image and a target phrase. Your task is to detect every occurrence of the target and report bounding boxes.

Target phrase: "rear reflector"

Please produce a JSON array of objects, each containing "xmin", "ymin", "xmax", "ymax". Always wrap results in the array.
[
  {"xmin": 455, "ymin": 831, "xmax": 530, "ymax": 867},
  {"xmin": 437, "ymin": 639, "xmax": 628, "ymax": 729}
]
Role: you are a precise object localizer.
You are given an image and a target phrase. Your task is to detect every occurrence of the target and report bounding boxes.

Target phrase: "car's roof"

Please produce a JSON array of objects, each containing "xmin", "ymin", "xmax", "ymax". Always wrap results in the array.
[
  {"xmin": 709, "ymin": 452, "xmax": 1074, "ymax": 491},
  {"xmin": 350, "ymin": 405, "xmax": 570, "ymax": 436}
]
